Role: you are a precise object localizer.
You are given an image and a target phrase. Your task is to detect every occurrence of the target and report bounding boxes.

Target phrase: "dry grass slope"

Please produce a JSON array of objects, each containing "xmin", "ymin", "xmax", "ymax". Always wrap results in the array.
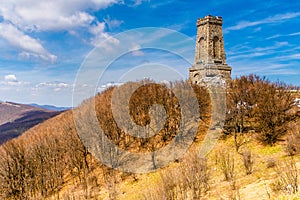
[{"xmin": 0, "ymin": 76, "xmax": 299, "ymax": 200}]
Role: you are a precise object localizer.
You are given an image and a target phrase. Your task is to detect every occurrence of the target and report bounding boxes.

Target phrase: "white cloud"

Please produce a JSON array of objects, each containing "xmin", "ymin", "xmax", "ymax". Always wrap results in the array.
[
  {"xmin": 89, "ymin": 22, "xmax": 120, "ymax": 48},
  {"xmin": 231, "ymin": 61, "xmax": 295, "ymax": 76},
  {"xmin": 0, "ymin": 0, "xmax": 128, "ymax": 62},
  {"xmin": 150, "ymin": 0, "xmax": 174, "ymax": 8},
  {"xmin": 36, "ymin": 82, "xmax": 70, "ymax": 88},
  {"xmin": 290, "ymin": 32, "xmax": 300, "ymax": 36},
  {"xmin": 277, "ymin": 53, "xmax": 300, "ymax": 60},
  {"xmin": 126, "ymin": 0, "xmax": 150, "ymax": 7},
  {"xmin": 0, "ymin": 0, "xmax": 149, "ymax": 63},
  {"xmin": 0, "ymin": 23, "xmax": 57, "ymax": 62},
  {"xmin": 91, "ymin": 0, "xmax": 123, "ymax": 9},
  {"xmin": 4, "ymin": 74, "xmax": 17, "ymax": 82},
  {"xmin": 130, "ymin": 44, "xmax": 145, "ymax": 56},
  {"xmin": 0, "ymin": 0, "xmax": 122, "ymax": 31},
  {"xmin": 225, "ymin": 12, "xmax": 300, "ymax": 32},
  {"xmin": 267, "ymin": 32, "xmax": 300, "ymax": 40},
  {"xmin": 97, "ymin": 82, "xmax": 123, "ymax": 92},
  {"xmin": 104, "ymin": 16, "xmax": 124, "ymax": 30},
  {"xmin": 132, "ymin": 0, "xmax": 143, "ymax": 6},
  {"xmin": 266, "ymin": 34, "xmax": 282, "ymax": 40},
  {"xmin": 89, "ymin": 22, "xmax": 106, "ymax": 35},
  {"xmin": 35, "ymin": 81, "xmax": 72, "ymax": 92},
  {"xmin": 2, "ymin": 74, "xmax": 29, "ymax": 86},
  {"xmin": 227, "ymin": 42, "xmax": 289, "ymax": 59}
]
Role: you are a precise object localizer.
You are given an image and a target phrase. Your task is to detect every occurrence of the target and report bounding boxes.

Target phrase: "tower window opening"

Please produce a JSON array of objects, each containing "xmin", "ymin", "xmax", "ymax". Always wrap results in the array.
[
  {"xmin": 198, "ymin": 37, "xmax": 205, "ymax": 61},
  {"xmin": 213, "ymin": 36, "xmax": 220, "ymax": 59}
]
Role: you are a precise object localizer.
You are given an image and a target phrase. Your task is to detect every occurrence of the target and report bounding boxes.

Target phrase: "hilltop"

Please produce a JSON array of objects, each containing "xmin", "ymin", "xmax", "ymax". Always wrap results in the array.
[
  {"xmin": 0, "ymin": 76, "xmax": 299, "ymax": 199},
  {"xmin": 0, "ymin": 101, "xmax": 62, "ymax": 144}
]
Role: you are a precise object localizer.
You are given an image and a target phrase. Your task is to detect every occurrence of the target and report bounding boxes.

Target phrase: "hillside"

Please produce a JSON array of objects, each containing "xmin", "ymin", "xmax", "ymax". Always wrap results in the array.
[
  {"xmin": 0, "ymin": 102, "xmax": 61, "ymax": 144},
  {"xmin": 0, "ymin": 77, "xmax": 299, "ymax": 200},
  {"xmin": 29, "ymin": 103, "xmax": 71, "ymax": 111},
  {"xmin": 0, "ymin": 81, "xmax": 211, "ymax": 199}
]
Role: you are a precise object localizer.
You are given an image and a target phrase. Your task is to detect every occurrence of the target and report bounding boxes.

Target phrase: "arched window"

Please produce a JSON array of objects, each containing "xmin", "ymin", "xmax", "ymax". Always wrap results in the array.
[
  {"xmin": 213, "ymin": 36, "xmax": 220, "ymax": 59},
  {"xmin": 198, "ymin": 37, "xmax": 205, "ymax": 60}
]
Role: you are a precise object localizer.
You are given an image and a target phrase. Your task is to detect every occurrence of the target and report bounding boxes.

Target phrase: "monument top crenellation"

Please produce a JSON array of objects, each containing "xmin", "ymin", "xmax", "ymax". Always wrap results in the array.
[{"xmin": 197, "ymin": 15, "xmax": 223, "ymax": 26}]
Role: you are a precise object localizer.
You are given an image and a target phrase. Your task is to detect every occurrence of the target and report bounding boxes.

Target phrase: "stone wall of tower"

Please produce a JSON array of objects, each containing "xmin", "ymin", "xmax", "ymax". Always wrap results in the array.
[
  {"xmin": 190, "ymin": 15, "xmax": 232, "ymax": 85},
  {"xmin": 194, "ymin": 15, "xmax": 226, "ymax": 65}
]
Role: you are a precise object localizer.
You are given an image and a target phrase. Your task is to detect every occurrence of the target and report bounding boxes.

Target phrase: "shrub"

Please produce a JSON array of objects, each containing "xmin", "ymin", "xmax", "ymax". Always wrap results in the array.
[
  {"xmin": 266, "ymin": 157, "xmax": 276, "ymax": 169},
  {"xmin": 143, "ymin": 151, "xmax": 210, "ymax": 200},
  {"xmin": 242, "ymin": 150, "xmax": 254, "ymax": 175},
  {"xmin": 218, "ymin": 150, "xmax": 235, "ymax": 182},
  {"xmin": 273, "ymin": 158, "xmax": 298, "ymax": 194},
  {"xmin": 285, "ymin": 134, "xmax": 297, "ymax": 156}
]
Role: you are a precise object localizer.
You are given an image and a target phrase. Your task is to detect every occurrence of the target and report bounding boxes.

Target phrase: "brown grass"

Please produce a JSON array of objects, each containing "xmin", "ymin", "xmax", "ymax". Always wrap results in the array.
[{"xmin": 0, "ymin": 76, "xmax": 299, "ymax": 199}]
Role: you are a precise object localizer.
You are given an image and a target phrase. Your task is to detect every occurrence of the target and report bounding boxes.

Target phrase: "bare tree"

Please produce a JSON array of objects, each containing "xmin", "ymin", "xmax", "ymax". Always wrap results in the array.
[
  {"xmin": 226, "ymin": 75, "xmax": 299, "ymax": 146},
  {"xmin": 256, "ymin": 81, "xmax": 298, "ymax": 145},
  {"xmin": 225, "ymin": 75, "xmax": 261, "ymax": 152}
]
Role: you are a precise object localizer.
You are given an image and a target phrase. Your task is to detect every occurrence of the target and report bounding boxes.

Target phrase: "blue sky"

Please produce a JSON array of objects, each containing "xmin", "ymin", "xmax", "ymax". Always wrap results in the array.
[{"xmin": 0, "ymin": 0, "xmax": 299, "ymax": 106}]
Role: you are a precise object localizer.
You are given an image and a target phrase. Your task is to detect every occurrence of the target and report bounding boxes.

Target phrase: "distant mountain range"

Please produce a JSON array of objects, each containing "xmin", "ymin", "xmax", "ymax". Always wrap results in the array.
[
  {"xmin": 29, "ymin": 103, "xmax": 71, "ymax": 111},
  {"xmin": 0, "ymin": 101, "xmax": 63, "ymax": 144}
]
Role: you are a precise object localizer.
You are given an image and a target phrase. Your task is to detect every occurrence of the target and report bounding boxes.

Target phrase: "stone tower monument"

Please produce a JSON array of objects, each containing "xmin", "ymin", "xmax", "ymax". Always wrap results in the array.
[{"xmin": 189, "ymin": 15, "xmax": 232, "ymax": 84}]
